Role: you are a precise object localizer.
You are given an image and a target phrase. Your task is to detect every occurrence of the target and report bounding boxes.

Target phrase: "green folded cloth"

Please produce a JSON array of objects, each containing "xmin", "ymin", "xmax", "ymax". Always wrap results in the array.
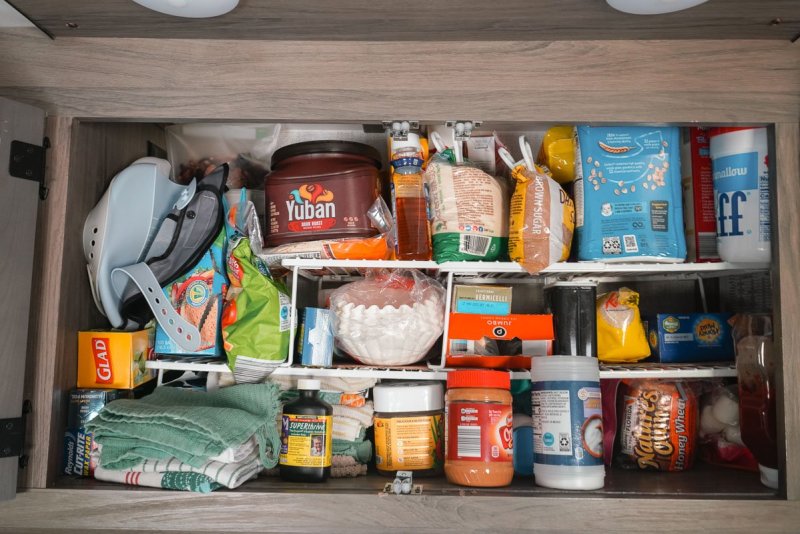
[
  {"xmin": 333, "ymin": 438, "xmax": 372, "ymax": 464},
  {"xmin": 86, "ymin": 383, "xmax": 282, "ymax": 471}
]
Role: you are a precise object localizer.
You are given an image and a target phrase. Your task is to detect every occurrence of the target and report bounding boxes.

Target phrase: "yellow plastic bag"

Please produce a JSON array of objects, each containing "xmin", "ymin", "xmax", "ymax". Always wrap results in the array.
[
  {"xmin": 508, "ymin": 164, "xmax": 575, "ymax": 273},
  {"xmin": 536, "ymin": 126, "xmax": 575, "ymax": 185},
  {"xmin": 597, "ymin": 288, "xmax": 650, "ymax": 362}
]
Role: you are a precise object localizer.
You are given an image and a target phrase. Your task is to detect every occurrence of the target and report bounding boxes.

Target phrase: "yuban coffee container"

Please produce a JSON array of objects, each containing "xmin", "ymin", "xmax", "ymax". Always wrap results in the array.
[{"xmin": 265, "ymin": 140, "xmax": 382, "ymax": 247}]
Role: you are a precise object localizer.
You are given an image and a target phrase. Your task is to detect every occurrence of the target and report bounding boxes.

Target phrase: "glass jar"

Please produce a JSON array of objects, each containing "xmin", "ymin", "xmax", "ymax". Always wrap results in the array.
[{"xmin": 373, "ymin": 382, "xmax": 444, "ymax": 476}]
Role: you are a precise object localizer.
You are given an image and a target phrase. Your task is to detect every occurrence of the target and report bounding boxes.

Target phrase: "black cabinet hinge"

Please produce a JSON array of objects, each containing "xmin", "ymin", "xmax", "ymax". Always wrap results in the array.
[
  {"xmin": 9, "ymin": 137, "xmax": 50, "ymax": 200},
  {"xmin": 0, "ymin": 400, "xmax": 31, "ymax": 469}
]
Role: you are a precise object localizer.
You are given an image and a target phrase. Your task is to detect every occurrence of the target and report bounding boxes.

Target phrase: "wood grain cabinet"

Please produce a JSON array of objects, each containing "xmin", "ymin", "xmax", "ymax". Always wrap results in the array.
[{"xmin": 0, "ymin": 25, "xmax": 798, "ymax": 532}]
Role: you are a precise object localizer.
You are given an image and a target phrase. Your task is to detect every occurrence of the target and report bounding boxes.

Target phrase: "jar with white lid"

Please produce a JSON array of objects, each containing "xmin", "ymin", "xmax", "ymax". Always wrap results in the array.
[
  {"xmin": 373, "ymin": 382, "xmax": 444, "ymax": 477},
  {"xmin": 709, "ymin": 127, "xmax": 771, "ymax": 264},
  {"xmin": 531, "ymin": 356, "xmax": 605, "ymax": 490}
]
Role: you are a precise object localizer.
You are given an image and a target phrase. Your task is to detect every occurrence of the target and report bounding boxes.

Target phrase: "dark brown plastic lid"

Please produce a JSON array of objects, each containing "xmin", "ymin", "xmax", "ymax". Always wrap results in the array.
[{"xmin": 271, "ymin": 140, "xmax": 382, "ymax": 170}]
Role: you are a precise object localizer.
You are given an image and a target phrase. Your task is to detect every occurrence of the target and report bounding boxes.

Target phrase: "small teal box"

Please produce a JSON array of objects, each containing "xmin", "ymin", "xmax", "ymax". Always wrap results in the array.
[
  {"xmin": 297, "ymin": 307, "xmax": 334, "ymax": 367},
  {"xmin": 452, "ymin": 285, "xmax": 512, "ymax": 316},
  {"xmin": 645, "ymin": 313, "xmax": 734, "ymax": 363}
]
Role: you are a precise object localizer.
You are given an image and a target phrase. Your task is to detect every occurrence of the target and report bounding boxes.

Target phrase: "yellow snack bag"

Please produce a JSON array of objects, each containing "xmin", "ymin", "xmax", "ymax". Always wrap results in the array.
[
  {"xmin": 596, "ymin": 288, "xmax": 651, "ymax": 362},
  {"xmin": 537, "ymin": 126, "xmax": 575, "ymax": 185}
]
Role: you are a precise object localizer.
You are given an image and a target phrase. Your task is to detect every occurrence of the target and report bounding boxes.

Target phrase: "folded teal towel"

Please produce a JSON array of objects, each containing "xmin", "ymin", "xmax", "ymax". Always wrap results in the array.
[
  {"xmin": 333, "ymin": 438, "xmax": 372, "ymax": 464},
  {"xmin": 86, "ymin": 383, "xmax": 282, "ymax": 471}
]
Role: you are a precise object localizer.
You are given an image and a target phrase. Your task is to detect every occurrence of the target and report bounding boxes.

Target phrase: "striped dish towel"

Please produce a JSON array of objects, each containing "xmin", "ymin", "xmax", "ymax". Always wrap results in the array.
[{"xmin": 91, "ymin": 444, "xmax": 261, "ymax": 492}]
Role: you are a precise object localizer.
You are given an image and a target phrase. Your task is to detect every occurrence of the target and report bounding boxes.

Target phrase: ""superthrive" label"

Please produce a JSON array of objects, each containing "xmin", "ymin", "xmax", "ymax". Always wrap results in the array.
[{"xmin": 279, "ymin": 414, "xmax": 332, "ymax": 468}]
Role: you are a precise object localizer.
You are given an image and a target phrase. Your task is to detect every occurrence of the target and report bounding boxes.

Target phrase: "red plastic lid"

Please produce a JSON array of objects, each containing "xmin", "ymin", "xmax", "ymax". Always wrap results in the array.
[{"xmin": 447, "ymin": 370, "xmax": 510, "ymax": 390}]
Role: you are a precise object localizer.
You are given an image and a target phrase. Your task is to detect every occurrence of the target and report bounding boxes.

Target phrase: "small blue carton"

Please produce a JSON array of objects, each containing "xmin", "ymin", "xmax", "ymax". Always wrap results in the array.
[
  {"xmin": 296, "ymin": 307, "xmax": 334, "ymax": 367},
  {"xmin": 155, "ymin": 229, "xmax": 227, "ymax": 357},
  {"xmin": 645, "ymin": 313, "xmax": 734, "ymax": 363}
]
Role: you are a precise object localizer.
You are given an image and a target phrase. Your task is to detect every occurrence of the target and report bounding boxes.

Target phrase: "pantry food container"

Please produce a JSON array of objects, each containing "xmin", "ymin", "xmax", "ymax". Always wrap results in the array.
[
  {"xmin": 265, "ymin": 141, "xmax": 382, "ymax": 246},
  {"xmin": 444, "ymin": 370, "xmax": 514, "ymax": 488},
  {"xmin": 373, "ymin": 382, "xmax": 444, "ymax": 477}
]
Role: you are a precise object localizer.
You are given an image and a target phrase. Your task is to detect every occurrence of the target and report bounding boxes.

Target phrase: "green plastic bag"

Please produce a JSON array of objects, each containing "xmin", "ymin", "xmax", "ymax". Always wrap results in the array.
[{"xmin": 222, "ymin": 237, "xmax": 291, "ymax": 383}]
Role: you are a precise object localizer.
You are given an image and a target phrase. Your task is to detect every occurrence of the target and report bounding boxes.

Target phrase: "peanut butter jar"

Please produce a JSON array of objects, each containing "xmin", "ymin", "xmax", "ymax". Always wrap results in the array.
[{"xmin": 445, "ymin": 370, "xmax": 514, "ymax": 487}]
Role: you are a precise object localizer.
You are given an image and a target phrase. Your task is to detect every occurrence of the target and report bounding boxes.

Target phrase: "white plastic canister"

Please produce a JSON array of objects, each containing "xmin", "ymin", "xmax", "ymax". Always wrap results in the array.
[
  {"xmin": 531, "ymin": 356, "xmax": 604, "ymax": 490},
  {"xmin": 709, "ymin": 127, "xmax": 770, "ymax": 263}
]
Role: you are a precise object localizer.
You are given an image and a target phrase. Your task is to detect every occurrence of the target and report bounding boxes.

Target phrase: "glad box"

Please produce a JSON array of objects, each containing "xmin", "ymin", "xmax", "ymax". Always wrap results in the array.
[
  {"xmin": 77, "ymin": 329, "xmax": 154, "ymax": 389},
  {"xmin": 644, "ymin": 313, "xmax": 734, "ymax": 363},
  {"xmin": 446, "ymin": 313, "xmax": 554, "ymax": 368}
]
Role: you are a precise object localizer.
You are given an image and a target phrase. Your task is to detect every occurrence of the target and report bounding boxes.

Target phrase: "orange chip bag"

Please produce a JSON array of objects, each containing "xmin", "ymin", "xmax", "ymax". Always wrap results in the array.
[{"xmin": 617, "ymin": 380, "xmax": 698, "ymax": 471}]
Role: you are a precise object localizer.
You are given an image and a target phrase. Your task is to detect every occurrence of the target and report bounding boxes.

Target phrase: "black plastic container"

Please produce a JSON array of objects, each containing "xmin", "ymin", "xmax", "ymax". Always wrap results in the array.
[
  {"xmin": 544, "ymin": 282, "xmax": 597, "ymax": 358},
  {"xmin": 279, "ymin": 379, "xmax": 333, "ymax": 482}
]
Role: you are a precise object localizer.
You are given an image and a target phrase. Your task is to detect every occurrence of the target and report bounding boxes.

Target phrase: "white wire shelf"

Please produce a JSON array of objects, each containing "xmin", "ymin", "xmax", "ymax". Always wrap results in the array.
[
  {"xmin": 280, "ymin": 258, "xmax": 769, "ymax": 281},
  {"xmin": 281, "ymin": 258, "xmax": 439, "ymax": 278},
  {"xmin": 147, "ymin": 358, "xmax": 736, "ymax": 380},
  {"xmin": 597, "ymin": 362, "xmax": 737, "ymax": 379},
  {"xmin": 438, "ymin": 261, "xmax": 770, "ymax": 280}
]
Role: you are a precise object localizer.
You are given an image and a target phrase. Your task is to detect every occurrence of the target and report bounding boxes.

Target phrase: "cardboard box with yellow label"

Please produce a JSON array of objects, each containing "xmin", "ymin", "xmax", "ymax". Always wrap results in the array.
[{"xmin": 77, "ymin": 329, "xmax": 155, "ymax": 389}]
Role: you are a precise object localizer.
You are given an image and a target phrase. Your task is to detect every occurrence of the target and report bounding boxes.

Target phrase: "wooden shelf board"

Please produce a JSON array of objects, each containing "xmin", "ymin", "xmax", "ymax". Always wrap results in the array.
[{"xmin": 55, "ymin": 463, "xmax": 777, "ymax": 500}]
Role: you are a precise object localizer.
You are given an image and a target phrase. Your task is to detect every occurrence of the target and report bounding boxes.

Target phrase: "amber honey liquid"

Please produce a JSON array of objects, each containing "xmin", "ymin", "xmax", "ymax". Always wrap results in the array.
[{"xmin": 391, "ymin": 171, "xmax": 431, "ymax": 261}]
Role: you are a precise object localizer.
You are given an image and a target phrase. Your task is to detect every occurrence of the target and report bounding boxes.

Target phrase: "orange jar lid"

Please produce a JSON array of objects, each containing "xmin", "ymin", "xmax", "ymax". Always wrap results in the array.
[{"xmin": 447, "ymin": 370, "xmax": 510, "ymax": 390}]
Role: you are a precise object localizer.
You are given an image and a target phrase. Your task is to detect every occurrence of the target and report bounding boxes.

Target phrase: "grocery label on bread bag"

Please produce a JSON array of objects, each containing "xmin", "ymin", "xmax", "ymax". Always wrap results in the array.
[
  {"xmin": 374, "ymin": 414, "xmax": 443, "ymax": 471},
  {"xmin": 279, "ymin": 414, "xmax": 332, "ymax": 468},
  {"xmin": 446, "ymin": 402, "xmax": 512, "ymax": 462},
  {"xmin": 532, "ymin": 381, "xmax": 603, "ymax": 467}
]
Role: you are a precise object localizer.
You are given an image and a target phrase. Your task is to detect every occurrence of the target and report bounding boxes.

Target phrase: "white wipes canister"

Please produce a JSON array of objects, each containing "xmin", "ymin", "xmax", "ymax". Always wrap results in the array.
[
  {"xmin": 531, "ymin": 356, "xmax": 605, "ymax": 490},
  {"xmin": 709, "ymin": 127, "xmax": 770, "ymax": 263}
]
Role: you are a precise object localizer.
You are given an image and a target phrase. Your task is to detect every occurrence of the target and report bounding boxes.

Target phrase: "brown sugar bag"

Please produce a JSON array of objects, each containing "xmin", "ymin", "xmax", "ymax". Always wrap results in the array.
[{"xmin": 508, "ymin": 164, "xmax": 575, "ymax": 273}]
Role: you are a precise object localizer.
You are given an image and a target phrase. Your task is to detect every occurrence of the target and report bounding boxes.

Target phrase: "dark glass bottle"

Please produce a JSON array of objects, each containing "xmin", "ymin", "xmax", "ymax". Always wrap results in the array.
[{"xmin": 279, "ymin": 379, "xmax": 333, "ymax": 482}]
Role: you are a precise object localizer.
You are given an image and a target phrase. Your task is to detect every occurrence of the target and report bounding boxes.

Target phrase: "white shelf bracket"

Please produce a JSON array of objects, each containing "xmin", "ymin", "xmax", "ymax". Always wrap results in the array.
[{"xmin": 383, "ymin": 120, "xmax": 419, "ymax": 141}]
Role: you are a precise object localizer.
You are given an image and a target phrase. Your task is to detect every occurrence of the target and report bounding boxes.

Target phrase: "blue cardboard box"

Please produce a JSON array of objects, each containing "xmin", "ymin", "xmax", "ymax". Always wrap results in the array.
[
  {"xmin": 62, "ymin": 389, "xmax": 125, "ymax": 477},
  {"xmin": 297, "ymin": 307, "xmax": 334, "ymax": 367},
  {"xmin": 155, "ymin": 229, "xmax": 227, "ymax": 357},
  {"xmin": 645, "ymin": 313, "xmax": 734, "ymax": 363}
]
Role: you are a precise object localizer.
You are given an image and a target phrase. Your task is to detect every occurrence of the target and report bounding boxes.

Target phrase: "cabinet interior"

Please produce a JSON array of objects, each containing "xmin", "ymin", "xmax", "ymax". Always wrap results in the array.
[{"xmin": 43, "ymin": 119, "xmax": 779, "ymax": 499}]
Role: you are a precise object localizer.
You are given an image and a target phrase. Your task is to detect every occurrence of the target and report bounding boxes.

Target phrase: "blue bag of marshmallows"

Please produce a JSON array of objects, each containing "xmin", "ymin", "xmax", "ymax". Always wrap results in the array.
[{"xmin": 574, "ymin": 126, "xmax": 687, "ymax": 262}]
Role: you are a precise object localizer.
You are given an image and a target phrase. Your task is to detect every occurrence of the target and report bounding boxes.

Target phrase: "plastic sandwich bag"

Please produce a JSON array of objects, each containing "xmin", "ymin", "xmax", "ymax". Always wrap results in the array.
[
  {"xmin": 699, "ymin": 382, "xmax": 758, "ymax": 471},
  {"xmin": 166, "ymin": 123, "xmax": 281, "ymax": 187},
  {"xmin": 329, "ymin": 269, "xmax": 445, "ymax": 366},
  {"xmin": 596, "ymin": 287, "xmax": 650, "ymax": 362}
]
